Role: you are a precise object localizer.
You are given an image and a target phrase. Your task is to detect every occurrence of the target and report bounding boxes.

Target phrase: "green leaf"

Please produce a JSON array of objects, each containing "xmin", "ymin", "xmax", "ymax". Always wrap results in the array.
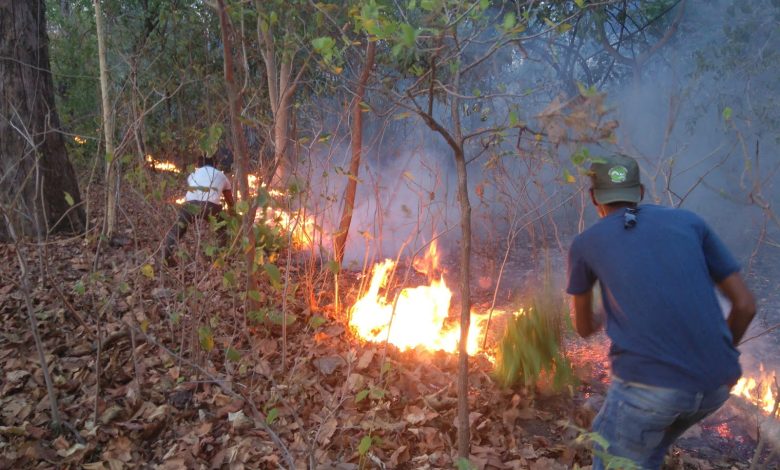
[
  {"xmin": 575, "ymin": 0, "xmax": 585, "ymax": 7},
  {"xmin": 563, "ymin": 168, "xmax": 576, "ymax": 184},
  {"xmin": 267, "ymin": 310, "xmax": 297, "ymax": 326},
  {"xmin": 312, "ymin": 36, "xmax": 336, "ymax": 52},
  {"xmin": 399, "ymin": 23, "xmax": 418, "ymax": 48},
  {"xmin": 223, "ymin": 270, "xmax": 236, "ymax": 288},
  {"xmin": 266, "ymin": 407, "xmax": 279, "ymax": 425},
  {"xmin": 509, "ymin": 111, "xmax": 519, "ymax": 127},
  {"xmin": 247, "ymin": 289, "xmax": 262, "ymax": 302},
  {"xmin": 355, "ymin": 389, "xmax": 370, "ymax": 403},
  {"xmin": 226, "ymin": 347, "xmax": 241, "ymax": 362},
  {"xmin": 141, "ymin": 264, "xmax": 155, "ymax": 279},
  {"xmin": 198, "ymin": 326, "xmax": 215, "ymax": 352},
  {"xmin": 327, "ymin": 259, "xmax": 340, "ymax": 275},
  {"xmin": 381, "ymin": 362, "xmax": 392, "ymax": 375},
  {"xmin": 63, "ymin": 191, "xmax": 74, "ymax": 206},
  {"xmin": 722, "ymin": 106, "xmax": 733, "ymax": 121},
  {"xmin": 420, "ymin": 0, "xmax": 436, "ymax": 11},
  {"xmin": 503, "ymin": 12, "xmax": 517, "ymax": 31},
  {"xmin": 456, "ymin": 458, "xmax": 477, "ymax": 470},
  {"xmin": 198, "ymin": 124, "xmax": 223, "ymax": 156},
  {"xmin": 263, "ymin": 263, "xmax": 282, "ymax": 289},
  {"xmin": 73, "ymin": 280, "xmax": 86, "ymax": 295},
  {"xmin": 308, "ymin": 315, "xmax": 327, "ymax": 329},
  {"xmin": 358, "ymin": 435, "xmax": 373, "ymax": 455}
]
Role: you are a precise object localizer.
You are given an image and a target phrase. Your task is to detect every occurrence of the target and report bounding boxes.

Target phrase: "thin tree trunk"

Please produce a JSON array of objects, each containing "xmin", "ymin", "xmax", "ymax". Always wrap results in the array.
[
  {"xmin": 450, "ymin": 66, "xmax": 472, "ymax": 460},
  {"xmin": 93, "ymin": 0, "xmax": 117, "ymax": 238},
  {"xmin": 335, "ymin": 40, "xmax": 376, "ymax": 264},
  {"xmin": 217, "ymin": 0, "xmax": 261, "ymax": 318}
]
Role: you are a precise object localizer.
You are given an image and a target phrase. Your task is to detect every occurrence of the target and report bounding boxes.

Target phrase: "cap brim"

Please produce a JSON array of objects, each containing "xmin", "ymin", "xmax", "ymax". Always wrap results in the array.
[{"xmin": 593, "ymin": 185, "xmax": 641, "ymax": 204}]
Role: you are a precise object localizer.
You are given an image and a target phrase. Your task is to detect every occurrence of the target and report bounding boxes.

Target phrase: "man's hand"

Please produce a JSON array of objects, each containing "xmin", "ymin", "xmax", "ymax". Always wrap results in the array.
[
  {"xmin": 571, "ymin": 289, "xmax": 602, "ymax": 338},
  {"xmin": 717, "ymin": 272, "xmax": 756, "ymax": 345}
]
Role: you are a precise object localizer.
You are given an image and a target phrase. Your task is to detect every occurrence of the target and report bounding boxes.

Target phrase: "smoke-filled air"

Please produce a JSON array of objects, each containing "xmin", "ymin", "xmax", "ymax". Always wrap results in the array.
[{"xmin": 1, "ymin": 0, "xmax": 777, "ymax": 467}]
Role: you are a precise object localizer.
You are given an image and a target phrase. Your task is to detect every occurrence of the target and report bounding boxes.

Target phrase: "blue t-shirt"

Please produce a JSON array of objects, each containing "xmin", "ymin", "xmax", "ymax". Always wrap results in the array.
[{"xmin": 567, "ymin": 204, "xmax": 741, "ymax": 392}]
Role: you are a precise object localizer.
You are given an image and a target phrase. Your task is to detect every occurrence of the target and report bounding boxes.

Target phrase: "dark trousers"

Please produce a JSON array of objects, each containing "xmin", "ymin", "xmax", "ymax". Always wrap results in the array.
[{"xmin": 163, "ymin": 201, "xmax": 227, "ymax": 262}]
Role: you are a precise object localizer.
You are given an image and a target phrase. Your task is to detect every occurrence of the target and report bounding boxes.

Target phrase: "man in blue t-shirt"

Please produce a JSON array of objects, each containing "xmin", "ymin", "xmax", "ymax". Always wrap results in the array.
[{"xmin": 566, "ymin": 154, "xmax": 756, "ymax": 469}]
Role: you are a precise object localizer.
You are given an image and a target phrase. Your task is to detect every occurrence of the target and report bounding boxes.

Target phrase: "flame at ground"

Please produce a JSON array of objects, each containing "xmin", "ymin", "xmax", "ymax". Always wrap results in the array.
[
  {"xmin": 146, "ymin": 154, "xmax": 181, "ymax": 173},
  {"xmin": 349, "ymin": 258, "xmax": 488, "ymax": 355},
  {"xmin": 731, "ymin": 368, "xmax": 778, "ymax": 415}
]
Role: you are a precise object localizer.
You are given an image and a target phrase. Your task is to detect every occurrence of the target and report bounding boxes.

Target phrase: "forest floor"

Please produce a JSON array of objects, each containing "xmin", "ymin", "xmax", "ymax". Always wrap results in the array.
[{"xmin": 0, "ymin": 171, "xmax": 775, "ymax": 469}]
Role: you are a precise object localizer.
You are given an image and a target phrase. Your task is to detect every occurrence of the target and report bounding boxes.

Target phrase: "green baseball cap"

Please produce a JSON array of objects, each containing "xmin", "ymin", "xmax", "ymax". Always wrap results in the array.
[{"xmin": 589, "ymin": 154, "xmax": 642, "ymax": 204}]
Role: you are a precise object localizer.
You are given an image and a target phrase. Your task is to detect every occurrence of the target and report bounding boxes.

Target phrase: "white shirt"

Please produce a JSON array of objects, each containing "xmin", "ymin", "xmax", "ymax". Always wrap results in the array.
[{"xmin": 184, "ymin": 166, "xmax": 231, "ymax": 205}]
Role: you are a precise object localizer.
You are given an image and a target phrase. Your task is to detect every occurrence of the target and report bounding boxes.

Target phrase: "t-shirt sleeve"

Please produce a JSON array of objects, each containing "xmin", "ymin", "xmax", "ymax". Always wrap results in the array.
[
  {"xmin": 221, "ymin": 172, "xmax": 232, "ymax": 191},
  {"xmin": 567, "ymin": 238, "xmax": 596, "ymax": 295},
  {"xmin": 700, "ymin": 219, "xmax": 740, "ymax": 282}
]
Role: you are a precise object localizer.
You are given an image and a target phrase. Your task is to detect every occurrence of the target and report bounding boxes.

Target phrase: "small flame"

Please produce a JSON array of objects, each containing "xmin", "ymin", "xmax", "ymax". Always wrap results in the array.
[
  {"xmin": 712, "ymin": 422, "xmax": 733, "ymax": 439},
  {"xmin": 412, "ymin": 241, "xmax": 440, "ymax": 279},
  {"xmin": 146, "ymin": 154, "xmax": 181, "ymax": 173},
  {"xmin": 73, "ymin": 135, "xmax": 87, "ymax": 145},
  {"xmin": 349, "ymin": 258, "xmax": 486, "ymax": 354},
  {"xmin": 731, "ymin": 367, "xmax": 778, "ymax": 415}
]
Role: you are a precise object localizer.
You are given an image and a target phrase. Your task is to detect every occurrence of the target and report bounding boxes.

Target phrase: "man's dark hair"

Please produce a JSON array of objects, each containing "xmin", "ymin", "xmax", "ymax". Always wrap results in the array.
[
  {"xmin": 198, "ymin": 154, "xmax": 216, "ymax": 168},
  {"xmin": 605, "ymin": 201, "xmax": 638, "ymax": 209}
]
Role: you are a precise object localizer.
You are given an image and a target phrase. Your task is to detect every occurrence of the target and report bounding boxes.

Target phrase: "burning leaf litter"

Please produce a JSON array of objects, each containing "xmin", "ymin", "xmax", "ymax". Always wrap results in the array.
[{"xmin": 349, "ymin": 242, "xmax": 514, "ymax": 356}]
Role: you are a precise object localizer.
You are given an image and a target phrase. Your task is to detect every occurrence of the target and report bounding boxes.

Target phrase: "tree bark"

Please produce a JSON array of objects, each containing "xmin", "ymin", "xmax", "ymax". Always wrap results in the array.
[
  {"xmin": 217, "ymin": 0, "xmax": 262, "ymax": 320},
  {"xmin": 0, "ymin": 0, "xmax": 85, "ymax": 241},
  {"xmin": 449, "ymin": 65, "xmax": 472, "ymax": 461},
  {"xmin": 93, "ymin": 0, "xmax": 118, "ymax": 237},
  {"xmin": 335, "ymin": 40, "xmax": 375, "ymax": 264}
]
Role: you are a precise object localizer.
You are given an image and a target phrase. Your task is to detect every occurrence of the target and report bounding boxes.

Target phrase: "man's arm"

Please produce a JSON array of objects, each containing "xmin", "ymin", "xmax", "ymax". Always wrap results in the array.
[
  {"xmin": 717, "ymin": 272, "xmax": 756, "ymax": 345},
  {"xmin": 571, "ymin": 289, "xmax": 601, "ymax": 338}
]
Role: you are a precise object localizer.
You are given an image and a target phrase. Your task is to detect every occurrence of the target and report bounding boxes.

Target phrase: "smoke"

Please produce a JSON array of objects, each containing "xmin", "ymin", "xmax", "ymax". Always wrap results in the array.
[{"xmin": 303, "ymin": 1, "xmax": 779, "ymax": 361}]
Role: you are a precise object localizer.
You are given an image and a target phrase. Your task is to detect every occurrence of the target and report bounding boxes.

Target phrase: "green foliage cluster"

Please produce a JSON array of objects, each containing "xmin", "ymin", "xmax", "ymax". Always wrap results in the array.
[{"xmin": 493, "ymin": 302, "xmax": 574, "ymax": 391}]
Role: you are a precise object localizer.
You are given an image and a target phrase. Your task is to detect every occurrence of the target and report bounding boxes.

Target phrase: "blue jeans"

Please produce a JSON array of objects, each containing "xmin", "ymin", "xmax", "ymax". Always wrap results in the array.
[{"xmin": 591, "ymin": 376, "xmax": 730, "ymax": 469}]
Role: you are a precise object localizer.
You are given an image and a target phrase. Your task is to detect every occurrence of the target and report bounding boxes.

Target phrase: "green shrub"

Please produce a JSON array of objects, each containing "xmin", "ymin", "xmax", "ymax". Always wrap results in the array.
[{"xmin": 494, "ymin": 301, "xmax": 575, "ymax": 390}]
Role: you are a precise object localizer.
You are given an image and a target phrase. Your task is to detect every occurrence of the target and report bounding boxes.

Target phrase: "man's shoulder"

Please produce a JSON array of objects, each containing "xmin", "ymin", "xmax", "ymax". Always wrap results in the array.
[{"xmin": 642, "ymin": 204, "xmax": 704, "ymax": 225}]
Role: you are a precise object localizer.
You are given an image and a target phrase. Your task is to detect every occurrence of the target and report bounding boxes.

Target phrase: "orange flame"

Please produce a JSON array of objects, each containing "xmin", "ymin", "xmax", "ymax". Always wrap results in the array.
[
  {"xmin": 731, "ymin": 367, "xmax": 778, "ymax": 415},
  {"xmin": 73, "ymin": 135, "xmax": 87, "ymax": 145},
  {"xmin": 412, "ymin": 241, "xmax": 440, "ymax": 279},
  {"xmin": 146, "ymin": 154, "xmax": 181, "ymax": 173},
  {"xmin": 349, "ymin": 257, "xmax": 487, "ymax": 355}
]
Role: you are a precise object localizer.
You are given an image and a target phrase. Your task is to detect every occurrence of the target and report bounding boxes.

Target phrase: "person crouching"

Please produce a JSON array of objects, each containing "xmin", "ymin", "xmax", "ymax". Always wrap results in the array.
[{"xmin": 162, "ymin": 154, "xmax": 235, "ymax": 266}]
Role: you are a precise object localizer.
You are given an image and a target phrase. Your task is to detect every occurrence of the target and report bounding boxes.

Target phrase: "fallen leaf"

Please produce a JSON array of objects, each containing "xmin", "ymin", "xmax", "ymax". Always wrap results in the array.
[
  {"xmin": 356, "ymin": 349, "xmax": 375, "ymax": 370},
  {"xmin": 317, "ymin": 418, "xmax": 338, "ymax": 444},
  {"xmin": 313, "ymin": 355, "xmax": 345, "ymax": 375},
  {"xmin": 530, "ymin": 457, "xmax": 567, "ymax": 470}
]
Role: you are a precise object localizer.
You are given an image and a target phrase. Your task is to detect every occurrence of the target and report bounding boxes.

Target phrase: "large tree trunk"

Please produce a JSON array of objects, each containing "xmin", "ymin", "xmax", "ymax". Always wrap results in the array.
[
  {"xmin": 0, "ymin": 0, "xmax": 85, "ymax": 241},
  {"xmin": 335, "ymin": 40, "xmax": 376, "ymax": 264}
]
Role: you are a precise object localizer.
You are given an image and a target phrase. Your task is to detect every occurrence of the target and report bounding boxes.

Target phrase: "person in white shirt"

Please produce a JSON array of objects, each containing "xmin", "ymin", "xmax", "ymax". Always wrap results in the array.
[{"xmin": 163, "ymin": 155, "xmax": 235, "ymax": 266}]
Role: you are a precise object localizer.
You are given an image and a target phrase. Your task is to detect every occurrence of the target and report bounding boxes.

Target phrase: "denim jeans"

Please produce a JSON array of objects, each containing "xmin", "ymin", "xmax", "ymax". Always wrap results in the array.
[{"xmin": 591, "ymin": 376, "xmax": 730, "ymax": 469}]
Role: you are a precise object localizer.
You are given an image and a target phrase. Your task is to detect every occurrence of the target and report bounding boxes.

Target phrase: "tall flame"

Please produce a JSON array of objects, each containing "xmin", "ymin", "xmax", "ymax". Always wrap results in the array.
[
  {"xmin": 731, "ymin": 367, "xmax": 778, "ymax": 415},
  {"xmin": 349, "ymin": 255, "xmax": 485, "ymax": 355}
]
